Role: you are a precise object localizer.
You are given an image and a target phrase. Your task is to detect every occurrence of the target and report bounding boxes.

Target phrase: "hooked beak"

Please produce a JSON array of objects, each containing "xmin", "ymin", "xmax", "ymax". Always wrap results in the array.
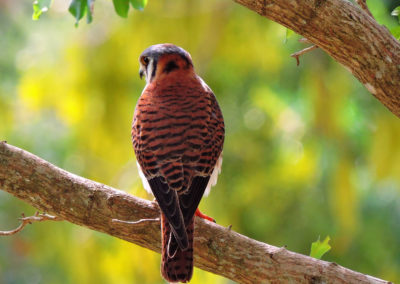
[{"xmin": 139, "ymin": 64, "xmax": 146, "ymax": 80}]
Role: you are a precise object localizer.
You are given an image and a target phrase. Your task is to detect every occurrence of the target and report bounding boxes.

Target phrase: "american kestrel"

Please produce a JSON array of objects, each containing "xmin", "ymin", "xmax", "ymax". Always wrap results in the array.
[{"xmin": 132, "ymin": 44, "xmax": 224, "ymax": 283}]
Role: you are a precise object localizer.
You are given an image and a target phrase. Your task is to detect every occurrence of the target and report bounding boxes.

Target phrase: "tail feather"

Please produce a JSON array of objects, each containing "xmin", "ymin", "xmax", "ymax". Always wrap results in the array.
[{"xmin": 161, "ymin": 214, "xmax": 194, "ymax": 283}]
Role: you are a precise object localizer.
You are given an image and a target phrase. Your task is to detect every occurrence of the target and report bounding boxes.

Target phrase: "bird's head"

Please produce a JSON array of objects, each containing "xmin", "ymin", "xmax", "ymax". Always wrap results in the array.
[{"xmin": 139, "ymin": 44, "xmax": 193, "ymax": 84}]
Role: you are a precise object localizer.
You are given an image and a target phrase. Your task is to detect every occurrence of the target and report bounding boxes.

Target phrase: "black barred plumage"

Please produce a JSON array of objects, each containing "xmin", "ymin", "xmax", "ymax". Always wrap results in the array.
[{"xmin": 132, "ymin": 44, "xmax": 224, "ymax": 283}]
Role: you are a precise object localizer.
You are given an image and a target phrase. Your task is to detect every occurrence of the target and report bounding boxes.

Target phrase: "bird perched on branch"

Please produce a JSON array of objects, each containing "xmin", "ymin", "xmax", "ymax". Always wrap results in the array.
[{"xmin": 132, "ymin": 44, "xmax": 225, "ymax": 283}]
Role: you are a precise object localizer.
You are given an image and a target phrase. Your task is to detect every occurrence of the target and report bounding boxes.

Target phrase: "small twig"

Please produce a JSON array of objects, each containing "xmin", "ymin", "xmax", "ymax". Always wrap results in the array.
[
  {"xmin": 112, "ymin": 217, "xmax": 160, "ymax": 225},
  {"xmin": 290, "ymin": 45, "xmax": 319, "ymax": 66},
  {"xmin": 355, "ymin": 0, "xmax": 374, "ymax": 19},
  {"xmin": 0, "ymin": 212, "xmax": 62, "ymax": 236}
]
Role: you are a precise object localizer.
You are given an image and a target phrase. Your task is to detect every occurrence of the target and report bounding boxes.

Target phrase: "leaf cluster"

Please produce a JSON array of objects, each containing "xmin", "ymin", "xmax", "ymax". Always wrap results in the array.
[
  {"xmin": 391, "ymin": 6, "xmax": 400, "ymax": 39},
  {"xmin": 32, "ymin": 0, "xmax": 147, "ymax": 26}
]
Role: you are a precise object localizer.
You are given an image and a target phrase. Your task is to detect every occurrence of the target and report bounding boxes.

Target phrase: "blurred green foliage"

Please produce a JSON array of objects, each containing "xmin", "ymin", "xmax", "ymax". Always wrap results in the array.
[{"xmin": 1, "ymin": 0, "xmax": 400, "ymax": 283}]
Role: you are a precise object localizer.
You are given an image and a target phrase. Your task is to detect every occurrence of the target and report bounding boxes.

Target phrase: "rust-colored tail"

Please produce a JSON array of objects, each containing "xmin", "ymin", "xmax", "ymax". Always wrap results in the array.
[{"xmin": 161, "ymin": 214, "xmax": 194, "ymax": 283}]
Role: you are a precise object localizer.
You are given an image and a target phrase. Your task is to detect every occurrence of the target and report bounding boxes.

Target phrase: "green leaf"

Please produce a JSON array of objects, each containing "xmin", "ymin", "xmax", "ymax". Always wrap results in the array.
[
  {"xmin": 130, "ymin": 0, "xmax": 147, "ymax": 10},
  {"xmin": 391, "ymin": 6, "xmax": 400, "ymax": 23},
  {"xmin": 32, "ymin": 0, "xmax": 52, "ymax": 20},
  {"xmin": 284, "ymin": 28, "xmax": 294, "ymax": 44},
  {"xmin": 69, "ymin": 0, "xmax": 88, "ymax": 27},
  {"xmin": 391, "ymin": 6, "xmax": 400, "ymax": 16},
  {"xmin": 310, "ymin": 236, "xmax": 331, "ymax": 260},
  {"xmin": 113, "ymin": 0, "xmax": 130, "ymax": 18}
]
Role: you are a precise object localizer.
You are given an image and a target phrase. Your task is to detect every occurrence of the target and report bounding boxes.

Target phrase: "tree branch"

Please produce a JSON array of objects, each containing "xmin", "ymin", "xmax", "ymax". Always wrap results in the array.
[
  {"xmin": 0, "ymin": 212, "xmax": 62, "ymax": 236},
  {"xmin": 291, "ymin": 44, "xmax": 319, "ymax": 66},
  {"xmin": 0, "ymin": 142, "xmax": 391, "ymax": 283},
  {"xmin": 233, "ymin": 0, "xmax": 400, "ymax": 118},
  {"xmin": 355, "ymin": 0, "xmax": 374, "ymax": 19}
]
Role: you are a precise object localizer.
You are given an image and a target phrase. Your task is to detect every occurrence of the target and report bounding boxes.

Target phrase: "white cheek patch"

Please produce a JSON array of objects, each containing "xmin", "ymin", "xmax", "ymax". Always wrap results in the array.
[
  {"xmin": 146, "ymin": 59, "xmax": 155, "ymax": 83},
  {"xmin": 204, "ymin": 155, "xmax": 223, "ymax": 197},
  {"xmin": 136, "ymin": 161, "xmax": 153, "ymax": 195}
]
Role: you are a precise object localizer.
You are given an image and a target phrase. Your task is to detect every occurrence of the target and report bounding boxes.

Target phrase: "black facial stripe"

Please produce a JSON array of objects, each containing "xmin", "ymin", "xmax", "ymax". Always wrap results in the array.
[
  {"xmin": 151, "ymin": 59, "xmax": 157, "ymax": 80},
  {"xmin": 163, "ymin": 60, "xmax": 179, "ymax": 74}
]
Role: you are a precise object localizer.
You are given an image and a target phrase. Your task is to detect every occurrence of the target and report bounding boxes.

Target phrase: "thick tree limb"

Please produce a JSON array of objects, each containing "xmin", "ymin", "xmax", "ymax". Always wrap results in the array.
[
  {"xmin": 233, "ymin": 0, "xmax": 400, "ymax": 118},
  {"xmin": 0, "ymin": 142, "xmax": 391, "ymax": 283}
]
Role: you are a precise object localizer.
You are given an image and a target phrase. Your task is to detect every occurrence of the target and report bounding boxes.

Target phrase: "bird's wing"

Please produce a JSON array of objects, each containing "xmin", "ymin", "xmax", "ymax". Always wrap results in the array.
[
  {"xmin": 179, "ymin": 176, "xmax": 211, "ymax": 224},
  {"xmin": 179, "ymin": 81, "xmax": 225, "ymax": 224}
]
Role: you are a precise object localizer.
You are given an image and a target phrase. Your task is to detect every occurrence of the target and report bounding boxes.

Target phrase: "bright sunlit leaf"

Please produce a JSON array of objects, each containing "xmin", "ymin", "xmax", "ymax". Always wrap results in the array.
[
  {"xmin": 32, "ymin": 0, "xmax": 52, "ymax": 20},
  {"xmin": 310, "ymin": 236, "xmax": 331, "ymax": 260},
  {"xmin": 392, "ymin": 6, "xmax": 400, "ymax": 23},
  {"xmin": 391, "ymin": 6, "xmax": 400, "ymax": 16},
  {"xmin": 113, "ymin": 0, "xmax": 130, "ymax": 18},
  {"xmin": 130, "ymin": 0, "xmax": 147, "ymax": 10}
]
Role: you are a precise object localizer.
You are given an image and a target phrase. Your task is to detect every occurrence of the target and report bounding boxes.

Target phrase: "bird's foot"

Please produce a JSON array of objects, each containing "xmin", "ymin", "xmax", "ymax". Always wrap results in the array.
[{"xmin": 195, "ymin": 208, "xmax": 216, "ymax": 223}]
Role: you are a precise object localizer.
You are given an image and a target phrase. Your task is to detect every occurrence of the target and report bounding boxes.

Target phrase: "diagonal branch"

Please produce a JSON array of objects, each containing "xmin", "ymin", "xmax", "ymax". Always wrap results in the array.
[
  {"xmin": 233, "ymin": 0, "xmax": 400, "ymax": 118},
  {"xmin": 0, "ymin": 142, "xmax": 391, "ymax": 283}
]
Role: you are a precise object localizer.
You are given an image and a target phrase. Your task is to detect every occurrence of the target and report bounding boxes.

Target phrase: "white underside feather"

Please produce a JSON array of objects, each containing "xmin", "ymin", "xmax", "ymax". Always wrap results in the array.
[
  {"xmin": 136, "ymin": 161, "xmax": 153, "ymax": 194},
  {"xmin": 204, "ymin": 155, "xmax": 222, "ymax": 196}
]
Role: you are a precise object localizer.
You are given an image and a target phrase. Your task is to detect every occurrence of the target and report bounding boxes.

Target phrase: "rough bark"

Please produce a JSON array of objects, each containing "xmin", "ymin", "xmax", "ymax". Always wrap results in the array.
[
  {"xmin": 233, "ymin": 0, "xmax": 400, "ymax": 118},
  {"xmin": 0, "ymin": 142, "xmax": 391, "ymax": 283}
]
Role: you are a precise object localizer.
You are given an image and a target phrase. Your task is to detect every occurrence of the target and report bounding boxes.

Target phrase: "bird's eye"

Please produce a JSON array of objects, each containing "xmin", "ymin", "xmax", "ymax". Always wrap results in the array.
[{"xmin": 142, "ymin": 56, "xmax": 149, "ymax": 65}]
